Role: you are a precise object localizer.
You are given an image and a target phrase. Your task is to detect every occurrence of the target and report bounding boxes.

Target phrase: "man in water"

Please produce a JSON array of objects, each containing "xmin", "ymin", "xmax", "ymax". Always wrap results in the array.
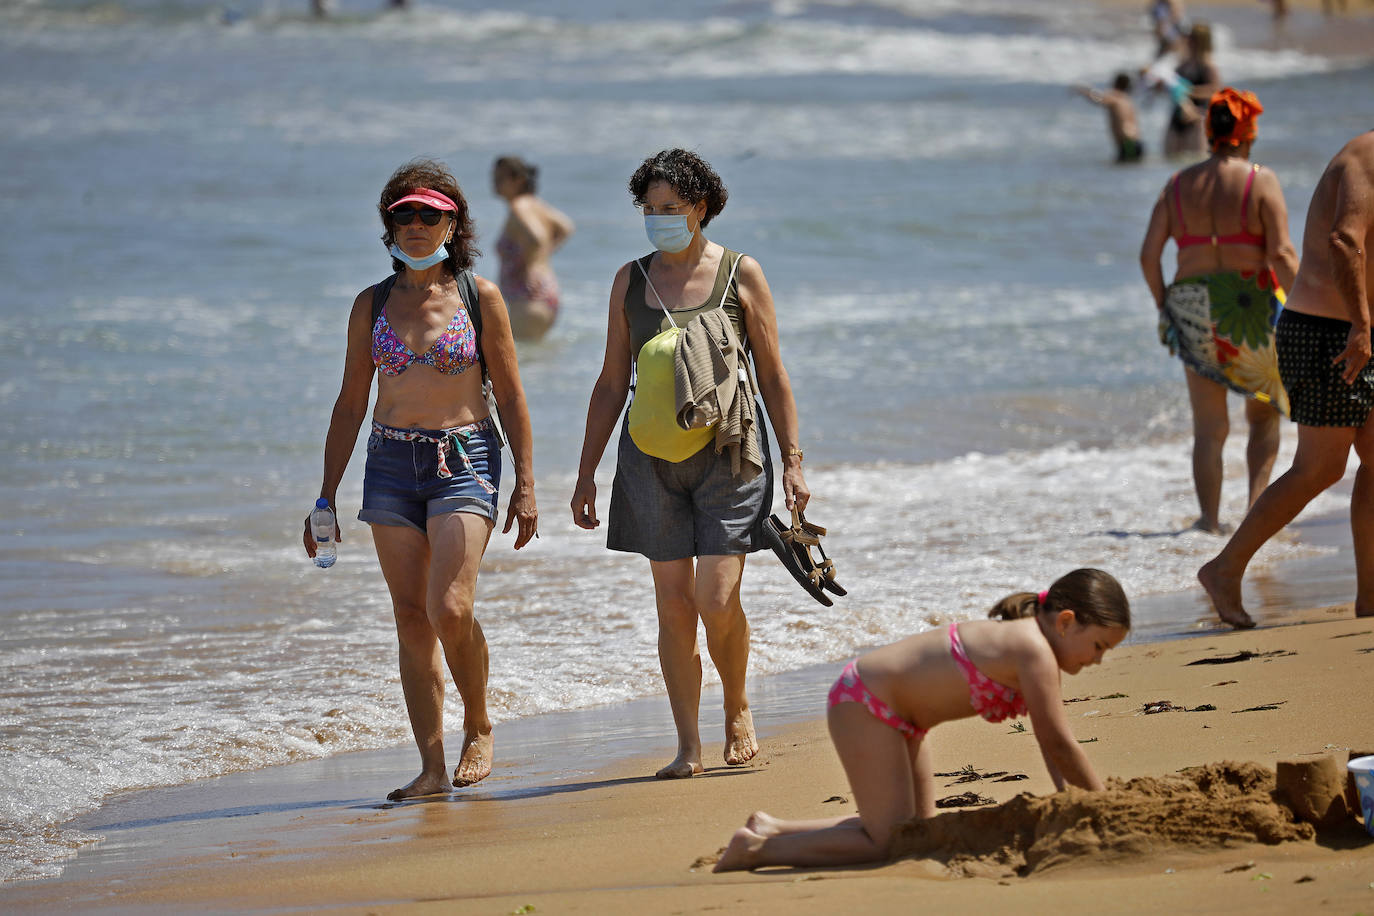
[
  {"xmin": 1200, "ymin": 131, "xmax": 1374, "ymax": 627},
  {"xmin": 1074, "ymin": 74, "xmax": 1145, "ymax": 164}
]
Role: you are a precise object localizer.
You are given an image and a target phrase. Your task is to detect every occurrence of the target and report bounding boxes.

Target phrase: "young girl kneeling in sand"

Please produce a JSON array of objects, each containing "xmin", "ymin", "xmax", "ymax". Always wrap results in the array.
[{"xmin": 714, "ymin": 568, "xmax": 1129, "ymax": 872}]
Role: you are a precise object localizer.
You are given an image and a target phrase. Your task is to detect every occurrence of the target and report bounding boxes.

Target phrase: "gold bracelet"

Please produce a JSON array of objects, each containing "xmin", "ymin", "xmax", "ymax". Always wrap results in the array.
[{"xmin": 785, "ymin": 447, "xmax": 804, "ymax": 462}]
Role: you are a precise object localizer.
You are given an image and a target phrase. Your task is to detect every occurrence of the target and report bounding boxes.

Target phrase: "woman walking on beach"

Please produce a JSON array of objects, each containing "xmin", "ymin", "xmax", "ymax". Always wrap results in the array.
[
  {"xmin": 492, "ymin": 155, "xmax": 575, "ymax": 341},
  {"xmin": 570, "ymin": 148, "xmax": 810, "ymax": 779},
  {"xmin": 1140, "ymin": 87, "xmax": 1300, "ymax": 535},
  {"xmin": 714, "ymin": 568, "xmax": 1130, "ymax": 871},
  {"xmin": 306, "ymin": 158, "xmax": 538, "ymax": 800}
]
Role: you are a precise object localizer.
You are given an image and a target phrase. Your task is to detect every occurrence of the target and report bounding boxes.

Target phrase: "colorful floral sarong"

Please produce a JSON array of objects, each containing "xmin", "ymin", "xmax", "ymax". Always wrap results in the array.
[{"xmin": 1160, "ymin": 270, "xmax": 1289, "ymax": 417}]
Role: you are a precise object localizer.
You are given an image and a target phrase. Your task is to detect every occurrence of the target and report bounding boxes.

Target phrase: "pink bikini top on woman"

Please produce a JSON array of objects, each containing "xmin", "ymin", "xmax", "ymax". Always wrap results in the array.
[
  {"xmin": 948, "ymin": 623, "xmax": 1028, "ymax": 723},
  {"xmin": 371, "ymin": 302, "xmax": 479, "ymax": 377},
  {"xmin": 1172, "ymin": 163, "xmax": 1266, "ymax": 250}
]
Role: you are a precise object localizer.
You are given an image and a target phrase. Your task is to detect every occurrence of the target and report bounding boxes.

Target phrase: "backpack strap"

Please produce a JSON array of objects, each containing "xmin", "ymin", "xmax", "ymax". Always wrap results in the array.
[
  {"xmin": 456, "ymin": 268, "xmax": 487, "ymax": 384},
  {"xmin": 371, "ymin": 270, "xmax": 486, "ymax": 383},
  {"xmin": 370, "ymin": 272, "xmax": 399, "ymax": 326}
]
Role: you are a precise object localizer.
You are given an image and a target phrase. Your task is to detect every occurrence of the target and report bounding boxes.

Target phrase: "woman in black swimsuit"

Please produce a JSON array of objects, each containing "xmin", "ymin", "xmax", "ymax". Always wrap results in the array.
[{"xmin": 1165, "ymin": 22, "xmax": 1220, "ymax": 159}]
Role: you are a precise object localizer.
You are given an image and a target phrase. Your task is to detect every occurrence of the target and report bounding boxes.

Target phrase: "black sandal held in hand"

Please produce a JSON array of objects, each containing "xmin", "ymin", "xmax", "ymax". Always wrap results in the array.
[{"xmin": 762, "ymin": 506, "xmax": 846, "ymax": 607}]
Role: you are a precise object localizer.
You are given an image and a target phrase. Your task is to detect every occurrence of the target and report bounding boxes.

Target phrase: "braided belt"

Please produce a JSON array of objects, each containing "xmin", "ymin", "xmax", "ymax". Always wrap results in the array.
[{"xmin": 371, "ymin": 418, "xmax": 497, "ymax": 494}]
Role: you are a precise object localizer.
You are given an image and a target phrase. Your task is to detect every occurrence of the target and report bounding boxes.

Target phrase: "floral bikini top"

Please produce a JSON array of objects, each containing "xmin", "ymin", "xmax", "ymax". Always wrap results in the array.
[
  {"xmin": 948, "ymin": 623, "xmax": 1028, "ymax": 723},
  {"xmin": 371, "ymin": 300, "xmax": 478, "ymax": 377}
]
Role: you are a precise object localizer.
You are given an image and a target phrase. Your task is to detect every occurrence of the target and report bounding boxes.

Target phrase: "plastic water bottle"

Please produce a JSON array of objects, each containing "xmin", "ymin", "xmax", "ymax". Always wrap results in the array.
[{"xmin": 310, "ymin": 498, "xmax": 336, "ymax": 568}]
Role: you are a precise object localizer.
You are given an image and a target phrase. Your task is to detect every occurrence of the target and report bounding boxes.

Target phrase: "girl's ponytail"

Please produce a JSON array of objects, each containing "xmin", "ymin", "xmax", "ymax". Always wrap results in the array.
[
  {"xmin": 988, "ymin": 592, "xmax": 1039, "ymax": 620},
  {"xmin": 987, "ymin": 569, "xmax": 1131, "ymax": 630}
]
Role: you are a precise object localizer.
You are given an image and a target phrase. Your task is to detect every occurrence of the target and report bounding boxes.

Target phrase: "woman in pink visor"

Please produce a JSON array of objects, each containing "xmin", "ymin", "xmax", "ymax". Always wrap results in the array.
[{"xmin": 306, "ymin": 158, "xmax": 538, "ymax": 800}]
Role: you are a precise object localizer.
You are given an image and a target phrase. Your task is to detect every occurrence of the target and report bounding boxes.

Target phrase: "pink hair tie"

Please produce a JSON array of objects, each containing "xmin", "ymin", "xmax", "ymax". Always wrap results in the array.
[{"xmin": 1037, "ymin": 590, "xmax": 1049, "ymax": 606}]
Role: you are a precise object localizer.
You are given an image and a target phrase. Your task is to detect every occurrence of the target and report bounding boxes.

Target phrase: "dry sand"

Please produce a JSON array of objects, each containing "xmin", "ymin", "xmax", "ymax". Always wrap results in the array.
[{"xmin": 3, "ymin": 603, "xmax": 1371, "ymax": 914}]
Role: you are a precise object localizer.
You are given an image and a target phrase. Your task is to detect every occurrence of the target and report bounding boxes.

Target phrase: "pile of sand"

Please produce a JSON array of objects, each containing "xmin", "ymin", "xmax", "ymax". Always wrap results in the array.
[{"xmin": 890, "ymin": 762, "xmax": 1315, "ymax": 877}]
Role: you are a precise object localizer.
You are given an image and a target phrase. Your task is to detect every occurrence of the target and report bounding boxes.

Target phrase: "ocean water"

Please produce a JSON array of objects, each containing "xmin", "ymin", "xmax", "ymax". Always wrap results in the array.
[{"xmin": 1, "ymin": 0, "xmax": 1370, "ymax": 883}]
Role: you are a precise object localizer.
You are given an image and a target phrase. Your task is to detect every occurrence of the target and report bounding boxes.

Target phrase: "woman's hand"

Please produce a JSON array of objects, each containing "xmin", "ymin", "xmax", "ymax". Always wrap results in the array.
[
  {"xmin": 503, "ymin": 481, "xmax": 538, "ymax": 550},
  {"xmin": 783, "ymin": 464, "xmax": 810, "ymax": 513},
  {"xmin": 302, "ymin": 509, "xmax": 341, "ymax": 558},
  {"xmin": 570, "ymin": 476, "xmax": 600, "ymax": 529}
]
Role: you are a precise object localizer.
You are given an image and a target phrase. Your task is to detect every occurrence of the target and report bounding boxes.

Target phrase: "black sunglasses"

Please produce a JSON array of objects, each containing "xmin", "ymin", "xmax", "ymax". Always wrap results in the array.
[{"xmin": 390, "ymin": 206, "xmax": 448, "ymax": 227}]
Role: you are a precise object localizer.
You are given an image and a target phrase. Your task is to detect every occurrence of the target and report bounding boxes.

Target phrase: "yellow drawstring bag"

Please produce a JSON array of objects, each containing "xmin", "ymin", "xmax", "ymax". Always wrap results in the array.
[{"xmin": 627, "ymin": 256, "xmax": 739, "ymax": 462}]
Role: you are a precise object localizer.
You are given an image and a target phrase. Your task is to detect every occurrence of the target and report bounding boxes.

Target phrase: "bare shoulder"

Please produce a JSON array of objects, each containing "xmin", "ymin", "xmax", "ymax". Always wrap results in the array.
[
  {"xmin": 352, "ymin": 285, "xmax": 373, "ymax": 312},
  {"xmin": 735, "ymin": 252, "xmax": 765, "ymax": 277},
  {"xmin": 474, "ymin": 273, "xmax": 500, "ymax": 298},
  {"xmin": 1254, "ymin": 165, "xmax": 1286, "ymax": 196},
  {"xmin": 1336, "ymin": 135, "xmax": 1374, "ymax": 184},
  {"xmin": 734, "ymin": 253, "xmax": 771, "ymax": 299},
  {"xmin": 612, "ymin": 259, "xmax": 636, "ymax": 287},
  {"xmin": 982, "ymin": 617, "xmax": 1055, "ymax": 665},
  {"xmin": 606, "ymin": 261, "xmax": 635, "ymax": 308}
]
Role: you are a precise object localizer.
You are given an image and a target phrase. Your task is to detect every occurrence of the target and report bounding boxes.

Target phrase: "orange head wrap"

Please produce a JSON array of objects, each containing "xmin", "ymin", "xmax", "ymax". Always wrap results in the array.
[{"xmin": 1206, "ymin": 87, "xmax": 1263, "ymax": 151}]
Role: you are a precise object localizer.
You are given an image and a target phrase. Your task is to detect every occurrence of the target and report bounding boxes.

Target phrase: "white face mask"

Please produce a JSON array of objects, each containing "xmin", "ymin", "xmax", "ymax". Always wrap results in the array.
[
  {"xmin": 389, "ymin": 237, "xmax": 449, "ymax": 270},
  {"xmin": 644, "ymin": 213, "xmax": 694, "ymax": 253}
]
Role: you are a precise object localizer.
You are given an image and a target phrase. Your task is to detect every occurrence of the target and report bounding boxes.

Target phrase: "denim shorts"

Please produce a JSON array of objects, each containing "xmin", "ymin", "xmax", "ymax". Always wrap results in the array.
[
  {"xmin": 359, "ymin": 418, "xmax": 501, "ymax": 530},
  {"xmin": 606, "ymin": 409, "xmax": 773, "ymax": 561}
]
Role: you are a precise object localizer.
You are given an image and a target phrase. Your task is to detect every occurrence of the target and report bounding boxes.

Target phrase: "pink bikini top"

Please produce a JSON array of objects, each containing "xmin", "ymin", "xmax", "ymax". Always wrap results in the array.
[
  {"xmin": 1172, "ymin": 163, "xmax": 1266, "ymax": 250},
  {"xmin": 371, "ymin": 301, "xmax": 478, "ymax": 378},
  {"xmin": 949, "ymin": 623, "xmax": 1027, "ymax": 723}
]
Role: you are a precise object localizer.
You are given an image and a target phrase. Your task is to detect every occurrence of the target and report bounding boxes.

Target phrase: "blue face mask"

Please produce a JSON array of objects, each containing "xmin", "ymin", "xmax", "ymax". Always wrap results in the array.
[
  {"xmin": 644, "ymin": 213, "xmax": 694, "ymax": 253},
  {"xmin": 389, "ymin": 239, "xmax": 449, "ymax": 271}
]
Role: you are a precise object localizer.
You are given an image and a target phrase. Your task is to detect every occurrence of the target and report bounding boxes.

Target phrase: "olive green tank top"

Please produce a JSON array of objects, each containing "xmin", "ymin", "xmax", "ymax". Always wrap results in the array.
[{"xmin": 625, "ymin": 248, "xmax": 748, "ymax": 359}]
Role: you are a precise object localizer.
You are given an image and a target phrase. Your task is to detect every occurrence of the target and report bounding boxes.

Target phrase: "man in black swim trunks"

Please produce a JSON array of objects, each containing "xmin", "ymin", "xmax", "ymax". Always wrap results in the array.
[
  {"xmin": 1073, "ymin": 73, "xmax": 1145, "ymax": 164},
  {"xmin": 1200, "ymin": 131, "xmax": 1374, "ymax": 628}
]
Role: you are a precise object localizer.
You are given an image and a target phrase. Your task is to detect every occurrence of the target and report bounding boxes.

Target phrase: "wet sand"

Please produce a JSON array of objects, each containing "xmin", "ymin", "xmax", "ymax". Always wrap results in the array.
[{"xmin": 2, "ymin": 570, "xmax": 1370, "ymax": 914}]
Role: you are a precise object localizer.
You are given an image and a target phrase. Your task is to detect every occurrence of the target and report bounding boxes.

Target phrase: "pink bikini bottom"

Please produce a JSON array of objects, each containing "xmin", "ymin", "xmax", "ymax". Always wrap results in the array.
[{"xmin": 827, "ymin": 659, "xmax": 927, "ymax": 741}]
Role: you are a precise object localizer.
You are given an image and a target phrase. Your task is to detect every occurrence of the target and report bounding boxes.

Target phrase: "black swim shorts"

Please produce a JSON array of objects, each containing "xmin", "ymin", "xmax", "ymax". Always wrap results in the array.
[{"xmin": 1276, "ymin": 309, "xmax": 1374, "ymax": 428}]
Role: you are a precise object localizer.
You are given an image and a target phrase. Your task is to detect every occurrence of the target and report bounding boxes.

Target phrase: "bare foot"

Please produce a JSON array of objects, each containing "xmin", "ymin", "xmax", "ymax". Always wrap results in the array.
[
  {"xmin": 1191, "ymin": 517, "xmax": 1233, "ymax": 536},
  {"xmin": 1198, "ymin": 559, "xmax": 1256, "ymax": 629},
  {"xmin": 724, "ymin": 706, "xmax": 758, "ymax": 766},
  {"xmin": 656, "ymin": 751, "xmax": 703, "ymax": 779},
  {"xmin": 386, "ymin": 771, "xmax": 452, "ymax": 801},
  {"xmin": 1356, "ymin": 602, "xmax": 1373, "ymax": 618},
  {"xmin": 713, "ymin": 826, "xmax": 764, "ymax": 872},
  {"xmin": 452, "ymin": 730, "xmax": 493, "ymax": 787},
  {"xmin": 744, "ymin": 810, "xmax": 784, "ymax": 838}
]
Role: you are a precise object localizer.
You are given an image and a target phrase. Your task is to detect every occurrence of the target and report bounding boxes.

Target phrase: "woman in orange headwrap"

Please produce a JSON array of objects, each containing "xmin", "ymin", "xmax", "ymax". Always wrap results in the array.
[{"xmin": 1139, "ymin": 88, "xmax": 1301, "ymax": 535}]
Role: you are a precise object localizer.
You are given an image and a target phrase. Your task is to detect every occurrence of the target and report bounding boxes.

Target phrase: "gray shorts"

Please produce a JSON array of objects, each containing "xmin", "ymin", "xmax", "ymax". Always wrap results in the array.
[
  {"xmin": 1277, "ymin": 309, "xmax": 1374, "ymax": 428},
  {"xmin": 607, "ymin": 410, "xmax": 773, "ymax": 561}
]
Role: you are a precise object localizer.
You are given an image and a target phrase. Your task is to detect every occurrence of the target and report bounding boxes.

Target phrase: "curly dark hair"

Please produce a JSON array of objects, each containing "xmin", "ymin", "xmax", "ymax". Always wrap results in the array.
[
  {"xmin": 987, "ymin": 568, "xmax": 1131, "ymax": 631},
  {"xmin": 378, "ymin": 158, "xmax": 479, "ymax": 273},
  {"xmin": 628, "ymin": 149, "xmax": 728, "ymax": 228},
  {"xmin": 493, "ymin": 155, "xmax": 538, "ymax": 195}
]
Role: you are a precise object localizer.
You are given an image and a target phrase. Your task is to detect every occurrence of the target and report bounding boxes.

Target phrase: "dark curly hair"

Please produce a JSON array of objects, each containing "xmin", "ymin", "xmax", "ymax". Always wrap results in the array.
[
  {"xmin": 378, "ymin": 158, "xmax": 479, "ymax": 273},
  {"xmin": 493, "ymin": 155, "xmax": 538, "ymax": 195},
  {"xmin": 628, "ymin": 149, "xmax": 728, "ymax": 228},
  {"xmin": 987, "ymin": 568, "xmax": 1131, "ymax": 631}
]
